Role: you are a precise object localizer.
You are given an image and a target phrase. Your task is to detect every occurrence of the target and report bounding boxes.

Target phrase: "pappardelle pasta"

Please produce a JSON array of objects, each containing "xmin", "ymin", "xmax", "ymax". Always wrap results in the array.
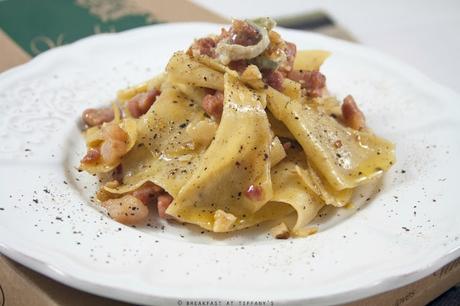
[{"xmin": 79, "ymin": 18, "xmax": 395, "ymax": 238}]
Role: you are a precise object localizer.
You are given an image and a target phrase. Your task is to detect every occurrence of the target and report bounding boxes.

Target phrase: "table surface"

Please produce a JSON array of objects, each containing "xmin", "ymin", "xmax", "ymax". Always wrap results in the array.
[{"xmin": 192, "ymin": 0, "xmax": 460, "ymax": 92}]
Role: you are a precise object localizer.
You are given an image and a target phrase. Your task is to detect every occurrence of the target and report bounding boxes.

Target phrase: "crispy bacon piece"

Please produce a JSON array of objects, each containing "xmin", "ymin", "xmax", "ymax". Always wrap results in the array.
[
  {"xmin": 217, "ymin": 27, "xmax": 231, "ymax": 41},
  {"xmin": 283, "ymin": 42, "xmax": 297, "ymax": 73},
  {"xmin": 263, "ymin": 69, "xmax": 284, "ymax": 91},
  {"xmin": 132, "ymin": 181, "xmax": 163, "ymax": 205},
  {"xmin": 287, "ymin": 70, "xmax": 326, "ymax": 97},
  {"xmin": 189, "ymin": 37, "xmax": 217, "ymax": 58},
  {"xmin": 202, "ymin": 91, "xmax": 224, "ymax": 121},
  {"xmin": 342, "ymin": 95, "xmax": 366, "ymax": 130},
  {"xmin": 157, "ymin": 193, "xmax": 173, "ymax": 219},
  {"xmin": 244, "ymin": 185, "xmax": 263, "ymax": 201},
  {"xmin": 127, "ymin": 89, "xmax": 160, "ymax": 118},
  {"xmin": 82, "ymin": 107, "xmax": 114, "ymax": 127},
  {"xmin": 228, "ymin": 60, "xmax": 249, "ymax": 74},
  {"xmin": 230, "ymin": 20, "xmax": 261, "ymax": 46}
]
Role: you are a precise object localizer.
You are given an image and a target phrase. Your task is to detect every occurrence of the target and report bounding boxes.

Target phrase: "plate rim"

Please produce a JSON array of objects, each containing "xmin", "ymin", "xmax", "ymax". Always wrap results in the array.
[{"xmin": 1, "ymin": 22, "xmax": 459, "ymax": 305}]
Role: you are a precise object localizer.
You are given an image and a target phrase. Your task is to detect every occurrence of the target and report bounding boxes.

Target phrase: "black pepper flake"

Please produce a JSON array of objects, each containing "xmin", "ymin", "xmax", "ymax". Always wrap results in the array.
[
  {"xmin": 55, "ymin": 217, "xmax": 63, "ymax": 221},
  {"xmin": 179, "ymin": 123, "xmax": 187, "ymax": 128},
  {"xmin": 402, "ymin": 226, "xmax": 410, "ymax": 232},
  {"xmin": 43, "ymin": 188, "xmax": 50, "ymax": 194},
  {"xmin": 0, "ymin": 208, "xmax": 4, "ymax": 211},
  {"xmin": 401, "ymin": 169, "xmax": 406, "ymax": 174},
  {"xmin": 33, "ymin": 199, "xmax": 38, "ymax": 204}
]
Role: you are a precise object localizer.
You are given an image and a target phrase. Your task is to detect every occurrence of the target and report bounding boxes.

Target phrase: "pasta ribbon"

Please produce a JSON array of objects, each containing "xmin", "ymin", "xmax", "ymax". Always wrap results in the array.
[
  {"xmin": 166, "ymin": 74, "xmax": 274, "ymax": 230},
  {"xmin": 266, "ymin": 88, "xmax": 395, "ymax": 190}
]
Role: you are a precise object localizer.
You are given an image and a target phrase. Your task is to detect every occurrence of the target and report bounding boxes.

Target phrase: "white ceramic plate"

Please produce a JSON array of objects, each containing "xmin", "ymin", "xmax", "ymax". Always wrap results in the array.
[{"xmin": 0, "ymin": 23, "xmax": 459, "ymax": 306}]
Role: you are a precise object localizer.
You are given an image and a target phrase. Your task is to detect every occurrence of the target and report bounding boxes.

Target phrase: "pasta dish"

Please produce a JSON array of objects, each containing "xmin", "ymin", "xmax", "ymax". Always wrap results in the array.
[{"xmin": 79, "ymin": 18, "xmax": 395, "ymax": 238}]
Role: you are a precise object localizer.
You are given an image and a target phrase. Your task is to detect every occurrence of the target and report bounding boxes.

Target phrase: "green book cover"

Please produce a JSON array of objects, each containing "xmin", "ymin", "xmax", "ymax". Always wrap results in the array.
[{"xmin": 0, "ymin": 0, "xmax": 160, "ymax": 56}]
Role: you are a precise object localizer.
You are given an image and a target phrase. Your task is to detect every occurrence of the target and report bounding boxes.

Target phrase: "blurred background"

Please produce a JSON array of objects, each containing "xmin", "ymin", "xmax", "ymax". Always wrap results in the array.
[
  {"xmin": 196, "ymin": 0, "xmax": 460, "ymax": 93},
  {"xmin": 1, "ymin": 0, "xmax": 459, "ymax": 91}
]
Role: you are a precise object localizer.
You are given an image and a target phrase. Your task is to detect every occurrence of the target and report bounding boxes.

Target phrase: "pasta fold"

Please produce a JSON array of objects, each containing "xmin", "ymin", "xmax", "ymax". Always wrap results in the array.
[
  {"xmin": 166, "ymin": 74, "xmax": 275, "ymax": 230},
  {"xmin": 266, "ymin": 87, "xmax": 395, "ymax": 190}
]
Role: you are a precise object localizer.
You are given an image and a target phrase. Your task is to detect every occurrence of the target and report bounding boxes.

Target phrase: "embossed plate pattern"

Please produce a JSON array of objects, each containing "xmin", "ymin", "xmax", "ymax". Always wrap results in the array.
[{"xmin": 0, "ymin": 23, "xmax": 459, "ymax": 305}]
